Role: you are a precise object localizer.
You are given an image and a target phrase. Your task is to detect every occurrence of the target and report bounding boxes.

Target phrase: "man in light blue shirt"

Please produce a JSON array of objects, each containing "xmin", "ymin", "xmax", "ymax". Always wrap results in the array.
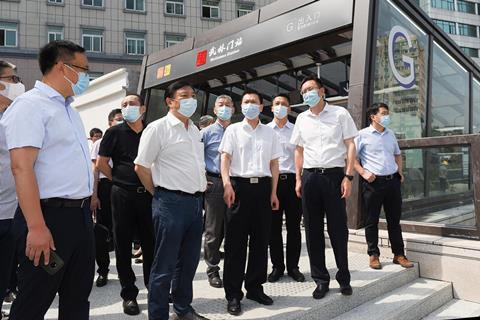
[
  {"xmin": 0, "ymin": 40, "xmax": 94, "ymax": 320},
  {"xmin": 201, "ymin": 94, "xmax": 235, "ymax": 288},
  {"xmin": 354, "ymin": 102, "xmax": 413, "ymax": 270}
]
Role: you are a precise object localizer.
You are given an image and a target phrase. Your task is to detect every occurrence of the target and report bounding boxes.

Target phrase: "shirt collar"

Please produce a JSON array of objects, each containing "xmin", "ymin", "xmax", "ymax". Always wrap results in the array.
[
  {"xmin": 307, "ymin": 102, "xmax": 331, "ymax": 117},
  {"xmin": 368, "ymin": 124, "xmax": 389, "ymax": 135},
  {"xmin": 268, "ymin": 120, "xmax": 293, "ymax": 129},
  {"xmin": 242, "ymin": 118, "xmax": 261, "ymax": 131},
  {"xmin": 167, "ymin": 111, "xmax": 193, "ymax": 128},
  {"xmin": 34, "ymin": 81, "xmax": 74, "ymax": 106}
]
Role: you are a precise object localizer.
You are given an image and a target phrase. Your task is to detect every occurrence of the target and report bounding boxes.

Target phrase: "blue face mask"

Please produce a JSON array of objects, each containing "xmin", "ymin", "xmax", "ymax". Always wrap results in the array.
[
  {"xmin": 217, "ymin": 105, "xmax": 233, "ymax": 121},
  {"xmin": 242, "ymin": 103, "xmax": 260, "ymax": 120},
  {"xmin": 273, "ymin": 105, "xmax": 288, "ymax": 119},
  {"xmin": 379, "ymin": 115, "xmax": 391, "ymax": 127},
  {"xmin": 178, "ymin": 98, "xmax": 197, "ymax": 118},
  {"xmin": 64, "ymin": 64, "xmax": 90, "ymax": 96},
  {"xmin": 122, "ymin": 105, "xmax": 142, "ymax": 123},
  {"xmin": 302, "ymin": 90, "xmax": 321, "ymax": 108}
]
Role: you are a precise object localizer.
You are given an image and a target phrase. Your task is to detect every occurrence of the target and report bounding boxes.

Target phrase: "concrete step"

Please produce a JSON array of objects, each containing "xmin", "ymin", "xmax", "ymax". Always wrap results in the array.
[
  {"xmin": 193, "ymin": 262, "xmax": 420, "ymax": 320},
  {"xmin": 422, "ymin": 299, "xmax": 480, "ymax": 319},
  {"xmin": 333, "ymin": 278, "xmax": 453, "ymax": 320}
]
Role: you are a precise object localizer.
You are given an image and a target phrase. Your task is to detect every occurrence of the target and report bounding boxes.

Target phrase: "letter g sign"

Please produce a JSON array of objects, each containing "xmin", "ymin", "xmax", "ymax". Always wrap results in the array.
[{"xmin": 388, "ymin": 25, "xmax": 415, "ymax": 89}]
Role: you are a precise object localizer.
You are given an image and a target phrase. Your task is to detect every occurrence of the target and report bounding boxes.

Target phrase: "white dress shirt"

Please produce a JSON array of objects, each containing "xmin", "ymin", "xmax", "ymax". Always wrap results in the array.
[
  {"xmin": 91, "ymin": 138, "xmax": 111, "ymax": 180},
  {"xmin": 0, "ymin": 111, "xmax": 17, "ymax": 220},
  {"xmin": 267, "ymin": 120, "xmax": 295, "ymax": 174},
  {"xmin": 219, "ymin": 119, "xmax": 283, "ymax": 178},
  {"xmin": 134, "ymin": 112, "xmax": 207, "ymax": 194},
  {"xmin": 290, "ymin": 103, "xmax": 358, "ymax": 169}
]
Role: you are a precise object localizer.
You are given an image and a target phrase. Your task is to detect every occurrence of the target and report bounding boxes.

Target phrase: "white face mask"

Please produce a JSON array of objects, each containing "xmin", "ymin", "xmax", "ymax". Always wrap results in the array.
[{"xmin": 0, "ymin": 81, "xmax": 25, "ymax": 101}]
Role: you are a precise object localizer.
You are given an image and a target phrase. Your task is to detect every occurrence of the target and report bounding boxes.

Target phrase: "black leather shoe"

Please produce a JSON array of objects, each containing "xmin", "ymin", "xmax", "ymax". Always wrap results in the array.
[
  {"xmin": 95, "ymin": 274, "xmax": 108, "ymax": 287},
  {"xmin": 340, "ymin": 284, "xmax": 353, "ymax": 296},
  {"xmin": 246, "ymin": 292, "xmax": 273, "ymax": 305},
  {"xmin": 123, "ymin": 299, "xmax": 140, "ymax": 315},
  {"xmin": 171, "ymin": 310, "xmax": 210, "ymax": 320},
  {"xmin": 207, "ymin": 270, "xmax": 223, "ymax": 288},
  {"xmin": 288, "ymin": 269, "xmax": 305, "ymax": 282},
  {"xmin": 268, "ymin": 268, "xmax": 284, "ymax": 283},
  {"xmin": 227, "ymin": 298, "xmax": 242, "ymax": 316},
  {"xmin": 312, "ymin": 284, "xmax": 329, "ymax": 299}
]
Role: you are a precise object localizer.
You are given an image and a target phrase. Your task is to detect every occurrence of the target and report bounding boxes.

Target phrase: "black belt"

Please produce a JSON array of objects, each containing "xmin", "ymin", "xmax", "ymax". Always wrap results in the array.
[
  {"xmin": 155, "ymin": 186, "xmax": 203, "ymax": 198},
  {"xmin": 304, "ymin": 167, "xmax": 344, "ymax": 174},
  {"xmin": 231, "ymin": 176, "xmax": 271, "ymax": 184},
  {"xmin": 206, "ymin": 171, "xmax": 221, "ymax": 178},
  {"xmin": 376, "ymin": 173, "xmax": 398, "ymax": 180},
  {"xmin": 113, "ymin": 182, "xmax": 146, "ymax": 193},
  {"xmin": 279, "ymin": 173, "xmax": 295, "ymax": 181},
  {"xmin": 40, "ymin": 197, "xmax": 90, "ymax": 208}
]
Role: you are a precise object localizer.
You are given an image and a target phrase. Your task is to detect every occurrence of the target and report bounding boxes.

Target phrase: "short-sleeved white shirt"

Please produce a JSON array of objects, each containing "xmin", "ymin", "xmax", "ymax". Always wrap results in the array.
[
  {"xmin": 219, "ymin": 119, "xmax": 283, "ymax": 178},
  {"xmin": 267, "ymin": 121, "xmax": 295, "ymax": 174},
  {"xmin": 290, "ymin": 103, "xmax": 358, "ymax": 169},
  {"xmin": 91, "ymin": 138, "xmax": 112, "ymax": 180},
  {"xmin": 134, "ymin": 112, "xmax": 207, "ymax": 194}
]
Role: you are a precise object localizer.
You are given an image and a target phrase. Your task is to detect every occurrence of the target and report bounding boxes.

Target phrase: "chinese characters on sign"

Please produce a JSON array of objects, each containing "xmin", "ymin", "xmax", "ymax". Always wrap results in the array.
[
  {"xmin": 206, "ymin": 37, "xmax": 243, "ymax": 63},
  {"xmin": 286, "ymin": 11, "xmax": 321, "ymax": 33}
]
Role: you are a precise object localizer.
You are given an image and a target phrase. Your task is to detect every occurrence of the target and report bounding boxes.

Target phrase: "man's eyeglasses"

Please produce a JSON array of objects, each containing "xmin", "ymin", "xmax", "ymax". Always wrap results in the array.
[
  {"xmin": 0, "ymin": 75, "xmax": 22, "ymax": 83},
  {"xmin": 64, "ymin": 63, "xmax": 89, "ymax": 73}
]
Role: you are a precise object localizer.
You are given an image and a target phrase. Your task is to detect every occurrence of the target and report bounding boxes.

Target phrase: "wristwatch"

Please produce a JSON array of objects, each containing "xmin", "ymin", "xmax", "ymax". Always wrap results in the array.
[{"xmin": 344, "ymin": 174, "xmax": 354, "ymax": 181}]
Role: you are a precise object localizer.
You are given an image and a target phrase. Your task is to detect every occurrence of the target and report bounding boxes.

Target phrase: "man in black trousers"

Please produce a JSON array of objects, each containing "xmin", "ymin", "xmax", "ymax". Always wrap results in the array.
[{"xmin": 97, "ymin": 94, "xmax": 155, "ymax": 316}]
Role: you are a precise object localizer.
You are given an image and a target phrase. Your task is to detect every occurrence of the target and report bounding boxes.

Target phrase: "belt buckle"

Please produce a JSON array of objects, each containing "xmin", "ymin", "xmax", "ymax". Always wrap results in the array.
[
  {"xmin": 280, "ymin": 174, "xmax": 288, "ymax": 180},
  {"xmin": 137, "ymin": 186, "xmax": 146, "ymax": 193},
  {"xmin": 318, "ymin": 168, "xmax": 326, "ymax": 174},
  {"xmin": 250, "ymin": 177, "xmax": 259, "ymax": 184},
  {"xmin": 80, "ymin": 198, "xmax": 87, "ymax": 208},
  {"xmin": 386, "ymin": 174, "xmax": 394, "ymax": 180}
]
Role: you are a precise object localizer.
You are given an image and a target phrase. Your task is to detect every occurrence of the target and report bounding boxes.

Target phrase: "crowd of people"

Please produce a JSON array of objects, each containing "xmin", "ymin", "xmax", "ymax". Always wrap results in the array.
[{"xmin": 0, "ymin": 40, "xmax": 415, "ymax": 320}]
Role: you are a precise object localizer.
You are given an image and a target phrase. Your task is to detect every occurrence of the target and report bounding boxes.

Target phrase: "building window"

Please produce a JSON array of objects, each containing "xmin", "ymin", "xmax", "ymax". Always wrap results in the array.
[
  {"xmin": 125, "ymin": 0, "xmax": 145, "ymax": 11},
  {"xmin": 125, "ymin": 32, "xmax": 145, "ymax": 55},
  {"xmin": 461, "ymin": 46, "xmax": 479, "ymax": 58},
  {"xmin": 82, "ymin": 29, "xmax": 103, "ymax": 53},
  {"xmin": 82, "ymin": 0, "xmax": 103, "ymax": 7},
  {"xmin": 458, "ymin": 23, "xmax": 477, "ymax": 37},
  {"xmin": 0, "ymin": 22, "xmax": 17, "ymax": 47},
  {"xmin": 237, "ymin": 3, "xmax": 254, "ymax": 17},
  {"xmin": 165, "ymin": 34, "xmax": 185, "ymax": 48},
  {"xmin": 431, "ymin": 0, "xmax": 455, "ymax": 10},
  {"xmin": 165, "ymin": 0, "xmax": 184, "ymax": 15},
  {"xmin": 48, "ymin": 26, "xmax": 63, "ymax": 42},
  {"xmin": 48, "ymin": 0, "xmax": 64, "ymax": 3},
  {"xmin": 457, "ymin": 0, "xmax": 476, "ymax": 14},
  {"xmin": 433, "ymin": 19, "xmax": 456, "ymax": 35},
  {"xmin": 202, "ymin": 0, "xmax": 220, "ymax": 19}
]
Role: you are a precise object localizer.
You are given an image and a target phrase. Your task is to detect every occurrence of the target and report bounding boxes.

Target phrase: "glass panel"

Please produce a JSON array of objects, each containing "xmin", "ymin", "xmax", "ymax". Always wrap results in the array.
[
  {"xmin": 431, "ymin": 42, "xmax": 469, "ymax": 136},
  {"xmin": 461, "ymin": 46, "xmax": 479, "ymax": 58},
  {"xmin": 166, "ymin": 2, "xmax": 174, "ymax": 13},
  {"xmin": 5, "ymin": 30, "xmax": 16, "ymax": 46},
  {"xmin": 473, "ymin": 78, "xmax": 480, "ymax": 133},
  {"xmin": 94, "ymin": 0, "xmax": 103, "ymax": 6},
  {"xmin": 137, "ymin": 0, "xmax": 145, "ymax": 11},
  {"xmin": 458, "ymin": 23, "xmax": 477, "ymax": 37},
  {"xmin": 0, "ymin": 30, "xmax": 5, "ymax": 46},
  {"xmin": 211, "ymin": 7, "xmax": 219, "ymax": 18},
  {"xmin": 138, "ymin": 40, "xmax": 144, "ymax": 54},
  {"xmin": 433, "ymin": 19, "xmax": 456, "ymax": 35},
  {"xmin": 457, "ymin": 0, "xmax": 476, "ymax": 14},
  {"xmin": 373, "ymin": 0, "xmax": 429, "ymax": 139},
  {"xmin": 126, "ymin": 0, "xmax": 134, "ymax": 9},
  {"xmin": 394, "ymin": 146, "xmax": 475, "ymax": 227},
  {"xmin": 175, "ymin": 3, "xmax": 184, "ymax": 15},
  {"xmin": 431, "ymin": 0, "xmax": 455, "ymax": 10},
  {"xmin": 83, "ymin": 0, "xmax": 92, "ymax": 5}
]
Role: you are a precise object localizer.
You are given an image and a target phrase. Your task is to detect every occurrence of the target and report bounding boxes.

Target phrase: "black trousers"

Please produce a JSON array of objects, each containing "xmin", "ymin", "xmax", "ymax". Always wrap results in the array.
[
  {"xmin": 362, "ymin": 174, "xmax": 405, "ymax": 257},
  {"xmin": 0, "ymin": 218, "xmax": 15, "ymax": 311},
  {"xmin": 223, "ymin": 178, "xmax": 272, "ymax": 301},
  {"xmin": 94, "ymin": 178, "xmax": 113, "ymax": 276},
  {"xmin": 301, "ymin": 169, "xmax": 350, "ymax": 286},
  {"xmin": 111, "ymin": 184, "xmax": 155, "ymax": 301},
  {"xmin": 269, "ymin": 173, "xmax": 302, "ymax": 273},
  {"xmin": 9, "ymin": 205, "xmax": 95, "ymax": 320},
  {"xmin": 203, "ymin": 175, "xmax": 227, "ymax": 273}
]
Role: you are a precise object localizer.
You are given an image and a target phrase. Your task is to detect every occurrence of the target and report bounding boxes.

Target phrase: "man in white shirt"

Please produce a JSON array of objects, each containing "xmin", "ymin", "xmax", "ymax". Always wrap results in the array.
[
  {"xmin": 291, "ymin": 75, "xmax": 358, "ymax": 299},
  {"xmin": 134, "ymin": 81, "xmax": 208, "ymax": 320},
  {"xmin": 219, "ymin": 88, "xmax": 282, "ymax": 316},
  {"xmin": 267, "ymin": 94, "xmax": 304, "ymax": 284}
]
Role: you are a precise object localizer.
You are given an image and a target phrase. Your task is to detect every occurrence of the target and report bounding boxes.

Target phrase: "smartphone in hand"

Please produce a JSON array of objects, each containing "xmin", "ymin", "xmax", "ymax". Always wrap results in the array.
[{"xmin": 39, "ymin": 251, "xmax": 64, "ymax": 276}]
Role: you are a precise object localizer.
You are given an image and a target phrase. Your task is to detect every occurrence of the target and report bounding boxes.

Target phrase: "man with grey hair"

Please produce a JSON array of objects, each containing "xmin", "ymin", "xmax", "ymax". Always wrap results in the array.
[
  {"xmin": 201, "ymin": 94, "xmax": 235, "ymax": 288},
  {"xmin": 199, "ymin": 115, "xmax": 215, "ymax": 129}
]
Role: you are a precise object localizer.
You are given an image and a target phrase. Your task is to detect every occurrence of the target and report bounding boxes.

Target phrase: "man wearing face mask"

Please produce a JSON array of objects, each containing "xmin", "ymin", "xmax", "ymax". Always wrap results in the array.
[
  {"xmin": 90, "ymin": 108, "xmax": 123, "ymax": 288},
  {"xmin": 96, "ymin": 94, "xmax": 155, "ymax": 315},
  {"xmin": 134, "ymin": 81, "xmax": 208, "ymax": 320},
  {"xmin": 267, "ymin": 94, "xmax": 304, "ymax": 284},
  {"xmin": 0, "ymin": 60, "xmax": 25, "ymax": 320},
  {"xmin": 219, "ymin": 89, "xmax": 282, "ymax": 315},
  {"xmin": 0, "ymin": 41, "xmax": 94, "ymax": 320},
  {"xmin": 201, "ymin": 94, "xmax": 235, "ymax": 288},
  {"xmin": 354, "ymin": 103, "xmax": 413, "ymax": 270},
  {"xmin": 290, "ymin": 75, "xmax": 358, "ymax": 300}
]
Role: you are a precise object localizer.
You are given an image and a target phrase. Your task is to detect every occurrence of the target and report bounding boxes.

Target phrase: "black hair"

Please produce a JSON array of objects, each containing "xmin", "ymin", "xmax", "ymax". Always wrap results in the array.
[
  {"xmin": 125, "ymin": 92, "xmax": 144, "ymax": 106},
  {"xmin": 242, "ymin": 88, "xmax": 263, "ymax": 104},
  {"xmin": 366, "ymin": 102, "xmax": 389, "ymax": 123},
  {"xmin": 164, "ymin": 80, "xmax": 193, "ymax": 101},
  {"xmin": 89, "ymin": 128, "xmax": 103, "ymax": 138},
  {"xmin": 273, "ymin": 93, "xmax": 290, "ymax": 104},
  {"xmin": 0, "ymin": 61, "xmax": 15, "ymax": 76},
  {"xmin": 38, "ymin": 40, "xmax": 86, "ymax": 75},
  {"xmin": 108, "ymin": 108, "xmax": 122, "ymax": 122},
  {"xmin": 300, "ymin": 75, "xmax": 324, "ymax": 90}
]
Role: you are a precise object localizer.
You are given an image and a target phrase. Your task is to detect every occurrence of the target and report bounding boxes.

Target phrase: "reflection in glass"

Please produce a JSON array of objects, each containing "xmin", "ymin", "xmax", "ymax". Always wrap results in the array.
[
  {"xmin": 373, "ymin": 0, "xmax": 428, "ymax": 139},
  {"xmin": 472, "ymin": 78, "xmax": 480, "ymax": 133},
  {"xmin": 431, "ymin": 42, "xmax": 469, "ymax": 136}
]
